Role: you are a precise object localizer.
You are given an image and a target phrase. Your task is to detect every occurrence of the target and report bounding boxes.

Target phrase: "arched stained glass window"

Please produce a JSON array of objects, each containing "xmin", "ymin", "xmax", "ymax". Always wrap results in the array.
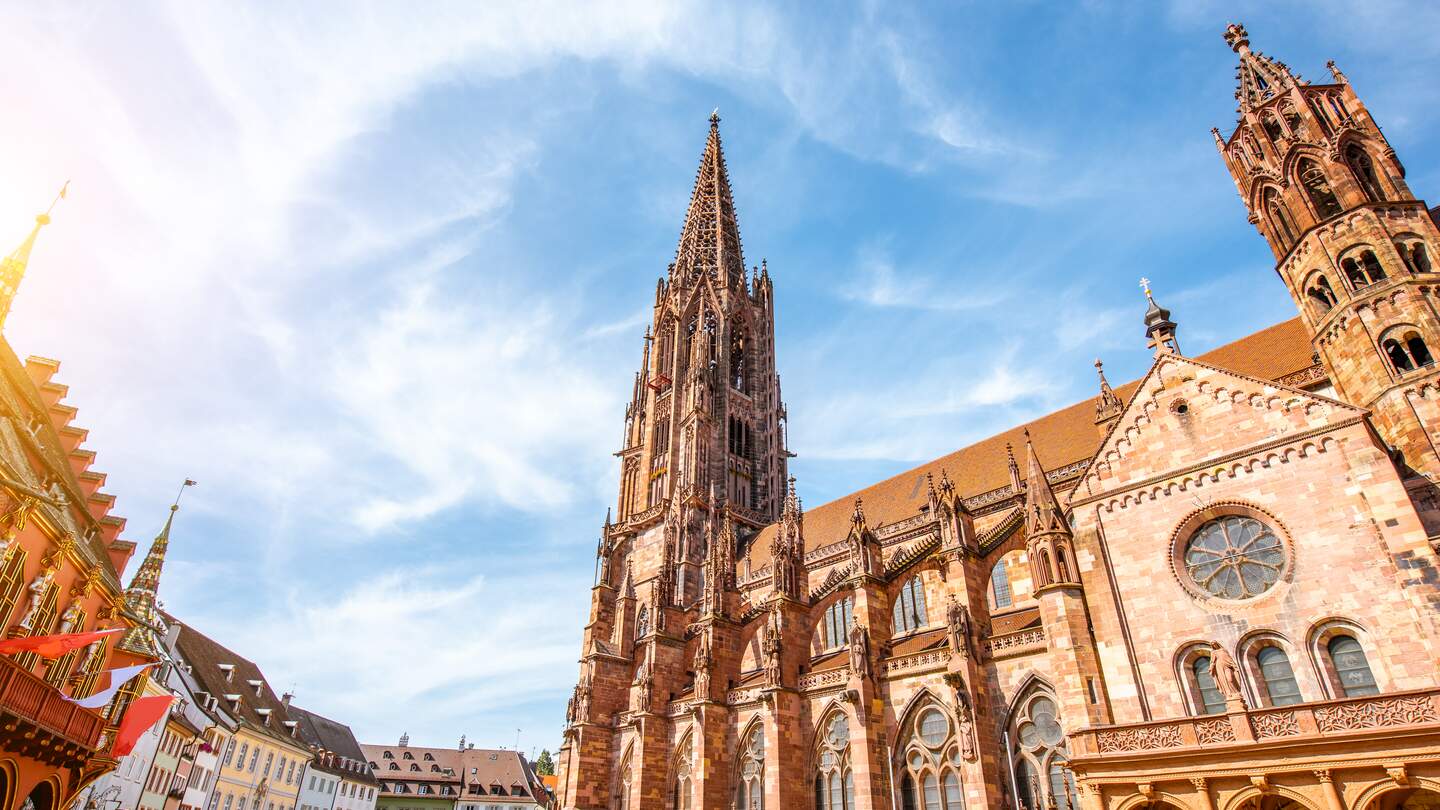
[
  {"xmin": 739, "ymin": 727, "xmax": 765, "ymax": 810},
  {"xmin": 1256, "ymin": 646, "xmax": 1303, "ymax": 706},
  {"xmin": 814, "ymin": 713, "xmax": 852, "ymax": 810},
  {"xmin": 893, "ymin": 576, "xmax": 928, "ymax": 634},
  {"xmin": 1192, "ymin": 656, "xmax": 1227, "ymax": 715},
  {"xmin": 1327, "ymin": 636, "xmax": 1378, "ymax": 697},
  {"xmin": 1010, "ymin": 690, "xmax": 1072, "ymax": 810},
  {"xmin": 990, "ymin": 561, "xmax": 1013, "ymax": 610},
  {"xmin": 817, "ymin": 597, "xmax": 854, "ymax": 652}
]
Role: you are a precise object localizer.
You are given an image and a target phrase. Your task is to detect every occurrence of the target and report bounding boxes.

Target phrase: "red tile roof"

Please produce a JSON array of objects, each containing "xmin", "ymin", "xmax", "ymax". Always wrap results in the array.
[{"xmin": 747, "ymin": 318, "xmax": 1316, "ymax": 567}]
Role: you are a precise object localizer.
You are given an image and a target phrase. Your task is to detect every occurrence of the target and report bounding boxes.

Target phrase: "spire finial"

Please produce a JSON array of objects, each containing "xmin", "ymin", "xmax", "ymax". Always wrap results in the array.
[
  {"xmin": 1326, "ymin": 60, "xmax": 1348, "ymax": 83},
  {"xmin": 1223, "ymin": 23, "xmax": 1250, "ymax": 54},
  {"xmin": 710, "ymin": 108, "xmax": 720, "ymax": 126},
  {"xmin": 1140, "ymin": 276, "xmax": 1153, "ymax": 302},
  {"xmin": 0, "ymin": 183, "xmax": 69, "ymax": 331}
]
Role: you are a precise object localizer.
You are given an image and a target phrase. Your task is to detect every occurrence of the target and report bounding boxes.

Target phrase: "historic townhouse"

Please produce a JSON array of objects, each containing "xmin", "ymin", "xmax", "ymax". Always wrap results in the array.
[
  {"xmin": 288, "ymin": 705, "xmax": 378, "ymax": 810},
  {"xmin": 555, "ymin": 23, "xmax": 1440, "ymax": 810},
  {"xmin": 0, "ymin": 201, "xmax": 163, "ymax": 810},
  {"xmin": 174, "ymin": 622, "xmax": 311, "ymax": 810},
  {"xmin": 362, "ymin": 740, "xmax": 546, "ymax": 810}
]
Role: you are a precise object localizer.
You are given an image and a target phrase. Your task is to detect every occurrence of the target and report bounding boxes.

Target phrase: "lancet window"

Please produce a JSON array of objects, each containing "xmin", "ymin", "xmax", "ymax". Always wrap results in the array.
[
  {"xmin": 1298, "ymin": 159, "xmax": 1342, "ymax": 220},
  {"xmin": 673, "ymin": 736, "xmax": 694, "ymax": 810},
  {"xmin": 1346, "ymin": 144, "xmax": 1384, "ymax": 202},
  {"xmin": 816, "ymin": 596, "xmax": 854, "ymax": 653},
  {"xmin": 813, "ymin": 713, "xmax": 854, "ymax": 810},
  {"xmin": 737, "ymin": 726, "xmax": 765, "ymax": 810},
  {"xmin": 1262, "ymin": 188, "xmax": 1298, "ymax": 247},
  {"xmin": 892, "ymin": 576, "xmax": 928, "ymax": 634},
  {"xmin": 1009, "ymin": 688, "xmax": 1076, "ymax": 810},
  {"xmin": 989, "ymin": 560, "xmax": 1013, "ymax": 610},
  {"xmin": 897, "ymin": 703, "xmax": 964, "ymax": 810}
]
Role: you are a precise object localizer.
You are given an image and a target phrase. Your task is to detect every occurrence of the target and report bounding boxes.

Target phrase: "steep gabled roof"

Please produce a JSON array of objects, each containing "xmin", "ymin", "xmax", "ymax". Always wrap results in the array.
[
  {"xmin": 289, "ymin": 704, "xmax": 378, "ymax": 784},
  {"xmin": 744, "ymin": 318, "xmax": 1316, "ymax": 568},
  {"xmin": 170, "ymin": 617, "xmax": 303, "ymax": 749}
]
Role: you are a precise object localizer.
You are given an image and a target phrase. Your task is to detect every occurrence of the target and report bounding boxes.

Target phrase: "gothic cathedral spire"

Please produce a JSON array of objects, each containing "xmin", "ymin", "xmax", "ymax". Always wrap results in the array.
[
  {"xmin": 117, "ymin": 482, "xmax": 192, "ymax": 657},
  {"xmin": 614, "ymin": 114, "xmax": 790, "ymax": 534},
  {"xmin": 1213, "ymin": 22, "xmax": 1440, "ymax": 511}
]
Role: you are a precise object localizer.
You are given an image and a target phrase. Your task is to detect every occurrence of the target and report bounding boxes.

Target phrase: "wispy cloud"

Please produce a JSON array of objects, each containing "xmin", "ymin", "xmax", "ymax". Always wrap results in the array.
[{"xmin": 839, "ymin": 243, "xmax": 1006, "ymax": 311}]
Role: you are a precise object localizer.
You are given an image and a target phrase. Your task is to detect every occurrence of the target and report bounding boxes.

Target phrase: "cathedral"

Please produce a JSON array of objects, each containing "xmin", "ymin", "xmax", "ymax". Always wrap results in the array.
[{"xmin": 554, "ymin": 24, "xmax": 1440, "ymax": 810}]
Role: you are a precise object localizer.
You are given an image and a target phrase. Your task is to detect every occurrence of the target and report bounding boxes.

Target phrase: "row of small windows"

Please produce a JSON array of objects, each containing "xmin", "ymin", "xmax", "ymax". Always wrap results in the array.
[
  {"xmin": 1183, "ymin": 630, "xmax": 1378, "ymax": 716},
  {"xmin": 383, "ymin": 762, "xmax": 447, "ymax": 772},
  {"xmin": 379, "ymin": 750, "xmax": 435, "ymax": 761}
]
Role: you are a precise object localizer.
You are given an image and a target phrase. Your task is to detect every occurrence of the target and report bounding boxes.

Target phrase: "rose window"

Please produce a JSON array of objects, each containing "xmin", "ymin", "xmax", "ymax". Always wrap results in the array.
[{"xmin": 1182, "ymin": 515, "xmax": 1285, "ymax": 600}]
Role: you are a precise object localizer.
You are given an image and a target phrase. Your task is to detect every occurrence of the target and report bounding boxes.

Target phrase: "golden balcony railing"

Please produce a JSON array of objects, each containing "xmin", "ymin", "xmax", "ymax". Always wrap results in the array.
[{"xmin": 0, "ymin": 653, "xmax": 105, "ymax": 750}]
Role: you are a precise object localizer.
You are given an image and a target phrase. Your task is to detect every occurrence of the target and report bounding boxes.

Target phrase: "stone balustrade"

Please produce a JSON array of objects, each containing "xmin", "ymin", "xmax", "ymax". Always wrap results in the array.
[{"xmin": 1069, "ymin": 688, "xmax": 1440, "ymax": 757}]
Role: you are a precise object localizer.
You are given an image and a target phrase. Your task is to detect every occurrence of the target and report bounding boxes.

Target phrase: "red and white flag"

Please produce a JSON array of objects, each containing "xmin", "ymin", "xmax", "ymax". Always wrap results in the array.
[
  {"xmin": 112, "ymin": 694, "xmax": 175, "ymax": 758},
  {"xmin": 0, "ymin": 628, "xmax": 121, "ymax": 658},
  {"xmin": 64, "ymin": 663, "xmax": 153, "ymax": 710}
]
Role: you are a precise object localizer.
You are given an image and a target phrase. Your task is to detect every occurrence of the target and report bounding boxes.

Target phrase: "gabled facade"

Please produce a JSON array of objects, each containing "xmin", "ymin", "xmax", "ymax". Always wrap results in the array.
[
  {"xmin": 288, "ymin": 705, "xmax": 377, "ymax": 810},
  {"xmin": 556, "ymin": 23, "xmax": 1440, "ymax": 810}
]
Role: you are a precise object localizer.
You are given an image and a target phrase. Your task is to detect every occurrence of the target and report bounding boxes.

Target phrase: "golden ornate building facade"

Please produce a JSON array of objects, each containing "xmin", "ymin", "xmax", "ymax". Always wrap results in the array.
[{"xmin": 556, "ymin": 22, "xmax": 1440, "ymax": 810}]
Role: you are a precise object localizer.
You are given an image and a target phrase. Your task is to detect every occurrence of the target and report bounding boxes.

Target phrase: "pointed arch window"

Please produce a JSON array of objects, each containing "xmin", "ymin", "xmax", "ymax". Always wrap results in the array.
[
  {"xmin": 635, "ymin": 605, "xmax": 650, "ymax": 639},
  {"xmin": 1298, "ymin": 159, "xmax": 1343, "ymax": 220},
  {"xmin": 1262, "ymin": 187, "xmax": 1298, "ymax": 247},
  {"xmin": 737, "ymin": 726, "xmax": 765, "ymax": 810},
  {"xmin": 896, "ymin": 704, "xmax": 963, "ymax": 810},
  {"xmin": 989, "ymin": 560, "xmax": 1013, "ymax": 610},
  {"xmin": 1346, "ymin": 144, "xmax": 1384, "ymax": 202},
  {"xmin": 1255, "ymin": 646, "xmax": 1303, "ymax": 706},
  {"xmin": 1009, "ymin": 690, "xmax": 1075, "ymax": 810},
  {"xmin": 673, "ymin": 736, "xmax": 694, "ymax": 810},
  {"xmin": 813, "ymin": 713, "xmax": 854, "ymax": 810},
  {"xmin": 730, "ymin": 325, "xmax": 749, "ymax": 393},
  {"xmin": 1281, "ymin": 103, "xmax": 1305, "ymax": 140},
  {"xmin": 617, "ymin": 751, "xmax": 633, "ymax": 810},
  {"xmin": 893, "ymin": 576, "xmax": 928, "ymax": 634},
  {"xmin": 1261, "ymin": 111, "xmax": 1285, "ymax": 144},
  {"xmin": 816, "ymin": 597, "xmax": 854, "ymax": 653}
]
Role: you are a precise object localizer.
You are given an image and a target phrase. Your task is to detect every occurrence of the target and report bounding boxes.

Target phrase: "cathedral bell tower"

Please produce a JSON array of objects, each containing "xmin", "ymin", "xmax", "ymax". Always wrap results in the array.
[
  {"xmin": 615, "ymin": 113, "xmax": 790, "ymax": 534},
  {"xmin": 1215, "ymin": 24, "xmax": 1440, "ymax": 513}
]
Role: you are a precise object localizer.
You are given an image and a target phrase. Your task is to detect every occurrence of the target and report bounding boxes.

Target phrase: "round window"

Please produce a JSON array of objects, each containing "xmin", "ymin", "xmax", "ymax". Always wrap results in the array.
[
  {"xmin": 1182, "ymin": 515, "xmax": 1285, "ymax": 600},
  {"xmin": 918, "ymin": 709, "xmax": 947, "ymax": 747}
]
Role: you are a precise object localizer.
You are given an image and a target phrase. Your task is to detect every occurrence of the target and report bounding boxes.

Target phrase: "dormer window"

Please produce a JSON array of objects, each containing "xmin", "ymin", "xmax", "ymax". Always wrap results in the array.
[
  {"xmin": 224, "ymin": 693, "xmax": 242, "ymax": 711},
  {"xmin": 218, "ymin": 663, "xmax": 235, "ymax": 682},
  {"xmin": 409, "ymin": 764, "xmax": 420, "ymax": 772},
  {"xmin": 423, "ymin": 753, "xmax": 434, "ymax": 761},
  {"xmin": 402, "ymin": 752, "xmax": 414, "ymax": 760},
  {"xmin": 247, "ymin": 679, "xmax": 264, "ymax": 697},
  {"xmin": 255, "ymin": 707, "xmax": 272, "ymax": 727},
  {"xmin": 383, "ymin": 751, "xmax": 393, "ymax": 759}
]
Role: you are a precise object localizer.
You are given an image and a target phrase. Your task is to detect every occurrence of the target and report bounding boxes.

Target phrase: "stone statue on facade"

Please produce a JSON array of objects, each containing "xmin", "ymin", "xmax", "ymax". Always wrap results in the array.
[
  {"xmin": 693, "ymin": 631, "xmax": 714, "ymax": 701},
  {"xmin": 762, "ymin": 608, "xmax": 783, "ymax": 689},
  {"xmin": 1210, "ymin": 643, "xmax": 1246, "ymax": 707},
  {"xmin": 946, "ymin": 594, "xmax": 971, "ymax": 658},
  {"xmin": 848, "ymin": 618, "xmax": 871, "ymax": 682},
  {"xmin": 16, "ymin": 567, "xmax": 54, "ymax": 631}
]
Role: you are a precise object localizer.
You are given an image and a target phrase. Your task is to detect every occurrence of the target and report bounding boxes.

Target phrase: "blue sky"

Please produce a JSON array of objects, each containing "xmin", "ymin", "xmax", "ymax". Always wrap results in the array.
[{"xmin": 0, "ymin": 1, "xmax": 1437, "ymax": 756}]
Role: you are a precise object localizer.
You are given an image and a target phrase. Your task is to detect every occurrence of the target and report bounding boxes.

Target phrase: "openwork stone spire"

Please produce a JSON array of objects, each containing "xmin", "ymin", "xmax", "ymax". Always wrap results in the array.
[
  {"xmin": 672, "ymin": 112, "xmax": 746, "ymax": 291},
  {"xmin": 1225, "ymin": 23, "xmax": 1304, "ymax": 117}
]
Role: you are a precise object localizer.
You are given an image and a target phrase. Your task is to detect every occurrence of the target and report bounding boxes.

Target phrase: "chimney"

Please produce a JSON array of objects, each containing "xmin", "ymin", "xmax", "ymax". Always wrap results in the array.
[
  {"xmin": 399, "ymin": 732, "xmax": 409, "ymax": 748},
  {"xmin": 281, "ymin": 692, "xmax": 293, "ymax": 707}
]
